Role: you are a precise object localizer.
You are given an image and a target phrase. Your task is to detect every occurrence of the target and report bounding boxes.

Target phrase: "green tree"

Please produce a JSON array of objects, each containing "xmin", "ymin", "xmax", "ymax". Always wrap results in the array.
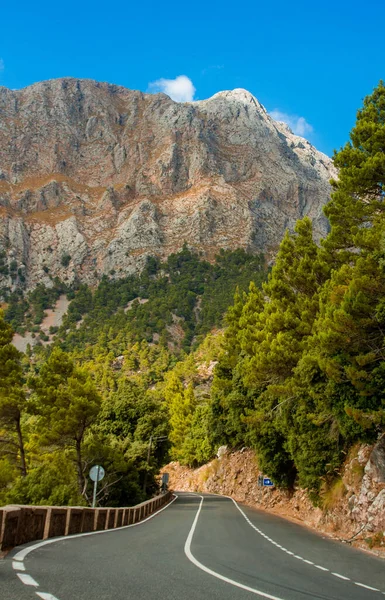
[
  {"xmin": 165, "ymin": 374, "xmax": 196, "ymax": 460},
  {"xmin": 242, "ymin": 217, "xmax": 325, "ymax": 390},
  {"xmin": 324, "ymin": 80, "xmax": 385, "ymax": 261},
  {"xmin": 29, "ymin": 348, "xmax": 101, "ymax": 496},
  {"xmin": 0, "ymin": 311, "xmax": 28, "ymax": 476}
]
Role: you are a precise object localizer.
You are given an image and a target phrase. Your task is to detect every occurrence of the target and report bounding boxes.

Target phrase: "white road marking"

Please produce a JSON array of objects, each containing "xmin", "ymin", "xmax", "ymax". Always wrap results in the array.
[
  {"xmin": 9, "ymin": 491, "xmax": 385, "ymax": 600},
  {"xmin": 303, "ymin": 560, "xmax": 314, "ymax": 565},
  {"xmin": 184, "ymin": 494, "xmax": 286, "ymax": 600},
  {"xmin": 17, "ymin": 573, "xmax": 39, "ymax": 587},
  {"xmin": 332, "ymin": 573, "xmax": 350, "ymax": 580},
  {"xmin": 355, "ymin": 583, "xmax": 380, "ymax": 592},
  {"xmin": 11, "ymin": 496, "xmax": 177, "ymax": 600},
  {"xmin": 191, "ymin": 491, "xmax": 385, "ymax": 596},
  {"xmin": 13, "ymin": 495, "xmax": 177, "ymax": 562}
]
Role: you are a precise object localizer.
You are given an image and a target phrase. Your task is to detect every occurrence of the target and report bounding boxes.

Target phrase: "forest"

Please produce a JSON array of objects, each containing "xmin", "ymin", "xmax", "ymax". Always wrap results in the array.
[
  {"xmin": 1, "ymin": 81, "xmax": 384, "ymax": 508},
  {"xmin": 0, "ymin": 248, "xmax": 266, "ymax": 506}
]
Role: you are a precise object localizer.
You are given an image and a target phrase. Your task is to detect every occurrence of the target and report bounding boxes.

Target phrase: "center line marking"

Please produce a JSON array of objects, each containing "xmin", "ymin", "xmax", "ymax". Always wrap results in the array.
[
  {"xmin": 222, "ymin": 493, "xmax": 385, "ymax": 595},
  {"xmin": 332, "ymin": 573, "xmax": 350, "ymax": 580},
  {"xmin": 36, "ymin": 593, "xmax": 60, "ymax": 600},
  {"xmin": 355, "ymin": 583, "xmax": 380, "ymax": 592},
  {"xmin": 17, "ymin": 573, "xmax": 39, "ymax": 587}
]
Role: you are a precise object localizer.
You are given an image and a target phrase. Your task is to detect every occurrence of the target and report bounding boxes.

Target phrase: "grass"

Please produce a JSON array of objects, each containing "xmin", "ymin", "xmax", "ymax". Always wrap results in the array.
[
  {"xmin": 365, "ymin": 532, "xmax": 385, "ymax": 549},
  {"xmin": 320, "ymin": 477, "xmax": 347, "ymax": 511}
]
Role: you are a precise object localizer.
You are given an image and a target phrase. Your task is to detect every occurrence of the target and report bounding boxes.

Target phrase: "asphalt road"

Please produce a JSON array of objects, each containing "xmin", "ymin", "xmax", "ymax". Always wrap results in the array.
[{"xmin": 1, "ymin": 492, "xmax": 384, "ymax": 600}]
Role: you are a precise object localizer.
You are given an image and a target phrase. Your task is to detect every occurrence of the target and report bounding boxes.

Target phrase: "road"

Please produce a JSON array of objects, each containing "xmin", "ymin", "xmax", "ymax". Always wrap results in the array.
[{"xmin": 1, "ymin": 492, "xmax": 384, "ymax": 600}]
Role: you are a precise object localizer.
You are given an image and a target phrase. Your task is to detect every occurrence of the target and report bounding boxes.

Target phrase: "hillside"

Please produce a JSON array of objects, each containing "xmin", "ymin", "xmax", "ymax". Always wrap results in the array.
[
  {"xmin": 163, "ymin": 444, "xmax": 385, "ymax": 556},
  {"xmin": 1, "ymin": 80, "xmax": 384, "ymax": 556},
  {"xmin": 4, "ymin": 247, "xmax": 267, "ymax": 353},
  {"xmin": 0, "ymin": 78, "xmax": 335, "ymax": 295}
]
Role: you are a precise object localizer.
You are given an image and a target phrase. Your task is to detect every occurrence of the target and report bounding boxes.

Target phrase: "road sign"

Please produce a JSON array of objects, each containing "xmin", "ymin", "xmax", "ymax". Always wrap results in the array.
[
  {"xmin": 263, "ymin": 478, "xmax": 274, "ymax": 487},
  {"xmin": 89, "ymin": 465, "xmax": 105, "ymax": 482},
  {"xmin": 162, "ymin": 473, "xmax": 169, "ymax": 484},
  {"xmin": 90, "ymin": 465, "xmax": 105, "ymax": 508}
]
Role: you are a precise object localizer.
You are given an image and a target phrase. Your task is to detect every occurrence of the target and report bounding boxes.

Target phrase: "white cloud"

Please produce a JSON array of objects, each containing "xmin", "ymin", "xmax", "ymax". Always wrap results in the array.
[
  {"xmin": 0, "ymin": 59, "xmax": 4, "ymax": 72},
  {"xmin": 148, "ymin": 75, "xmax": 196, "ymax": 102},
  {"xmin": 269, "ymin": 109, "xmax": 313, "ymax": 137}
]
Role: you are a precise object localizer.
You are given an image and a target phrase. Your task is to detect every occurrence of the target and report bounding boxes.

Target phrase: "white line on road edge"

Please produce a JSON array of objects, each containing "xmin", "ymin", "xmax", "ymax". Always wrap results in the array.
[
  {"xmin": 12, "ymin": 560, "xmax": 25, "ymax": 571},
  {"xmin": 184, "ymin": 494, "xmax": 286, "ymax": 600},
  {"xmin": 17, "ymin": 573, "xmax": 39, "ymax": 586},
  {"xmin": 13, "ymin": 495, "xmax": 177, "ymax": 562},
  {"xmin": 355, "ymin": 583, "xmax": 380, "ymax": 592},
  {"xmin": 226, "ymin": 494, "xmax": 385, "ymax": 595},
  {"xmin": 181, "ymin": 491, "xmax": 385, "ymax": 596}
]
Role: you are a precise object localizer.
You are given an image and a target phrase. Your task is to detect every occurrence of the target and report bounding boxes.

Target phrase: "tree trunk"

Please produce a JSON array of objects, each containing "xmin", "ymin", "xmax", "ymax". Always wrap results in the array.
[
  {"xmin": 75, "ymin": 437, "xmax": 84, "ymax": 496},
  {"xmin": 15, "ymin": 414, "xmax": 27, "ymax": 477}
]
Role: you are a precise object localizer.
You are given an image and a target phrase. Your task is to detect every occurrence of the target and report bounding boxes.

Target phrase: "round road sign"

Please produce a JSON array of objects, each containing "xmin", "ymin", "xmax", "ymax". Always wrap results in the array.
[{"xmin": 89, "ymin": 465, "xmax": 105, "ymax": 482}]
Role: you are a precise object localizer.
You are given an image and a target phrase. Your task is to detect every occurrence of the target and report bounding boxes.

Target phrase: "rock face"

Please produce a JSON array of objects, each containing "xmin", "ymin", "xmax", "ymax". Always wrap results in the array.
[
  {"xmin": 0, "ymin": 79, "xmax": 337, "ymax": 291},
  {"xmin": 163, "ymin": 442, "xmax": 385, "ymax": 555}
]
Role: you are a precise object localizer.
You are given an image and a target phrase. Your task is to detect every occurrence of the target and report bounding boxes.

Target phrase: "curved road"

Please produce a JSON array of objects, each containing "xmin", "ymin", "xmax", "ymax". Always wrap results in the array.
[{"xmin": 1, "ymin": 493, "xmax": 384, "ymax": 600}]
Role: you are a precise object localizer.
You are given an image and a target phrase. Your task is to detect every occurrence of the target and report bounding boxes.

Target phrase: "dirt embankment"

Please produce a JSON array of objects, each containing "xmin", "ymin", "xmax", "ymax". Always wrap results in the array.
[{"xmin": 163, "ymin": 440, "xmax": 385, "ymax": 557}]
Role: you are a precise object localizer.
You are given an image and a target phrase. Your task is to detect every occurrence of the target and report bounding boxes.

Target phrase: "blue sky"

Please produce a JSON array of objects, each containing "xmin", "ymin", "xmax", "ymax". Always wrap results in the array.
[{"xmin": 1, "ymin": 0, "xmax": 384, "ymax": 156}]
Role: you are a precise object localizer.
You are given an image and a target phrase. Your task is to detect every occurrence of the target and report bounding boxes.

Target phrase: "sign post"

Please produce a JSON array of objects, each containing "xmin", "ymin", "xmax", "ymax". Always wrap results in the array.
[
  {"xmin": 161, "ymin": 472, "xmax": 169, "ymax": 492},
  {"xmin": 89, "ymin": 465, "xmax": 105, "ymax": 508},
  {"xmin": 257, "ymin": 475, "xmax": 274, "ymax": 487}
]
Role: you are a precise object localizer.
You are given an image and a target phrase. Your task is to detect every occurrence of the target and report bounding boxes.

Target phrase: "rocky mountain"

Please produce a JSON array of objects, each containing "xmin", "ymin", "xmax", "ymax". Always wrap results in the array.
[{"xmin": 0, "ymin": 78, "xmax": 336, "ymax": 292}]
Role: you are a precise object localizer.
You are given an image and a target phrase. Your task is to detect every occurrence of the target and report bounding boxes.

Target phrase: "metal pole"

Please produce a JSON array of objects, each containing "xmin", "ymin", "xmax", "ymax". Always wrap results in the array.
[
  {"xmin": 143, "ymin": 436, "xmax": 153, "ymax": 494},
  {"xmin": 92, "ymin": 465, "xmax": 100, "ymax": 508},
  {"xmin": 147, "ymin": 435, "xmax": 153, "ymax": 464}
]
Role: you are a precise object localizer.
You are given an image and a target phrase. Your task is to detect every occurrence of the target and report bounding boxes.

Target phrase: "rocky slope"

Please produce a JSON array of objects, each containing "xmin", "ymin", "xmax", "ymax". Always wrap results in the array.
[
  {"xmin": 0, "ymin": 78, "xmax": 336, "ymax": 292},
  {"xmin": 164, "ymin": 441, "xmax": 385, "ymax": 556}
]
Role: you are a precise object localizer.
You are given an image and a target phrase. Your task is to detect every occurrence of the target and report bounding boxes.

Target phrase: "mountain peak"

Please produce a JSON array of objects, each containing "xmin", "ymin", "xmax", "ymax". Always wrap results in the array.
[
  {"xmin": 199, "ymin": 88, "xmax": 267, "ymax": 112},
  {"xmin": 0, "ymin": 77, "xmax": 335, "ymax": 293}
]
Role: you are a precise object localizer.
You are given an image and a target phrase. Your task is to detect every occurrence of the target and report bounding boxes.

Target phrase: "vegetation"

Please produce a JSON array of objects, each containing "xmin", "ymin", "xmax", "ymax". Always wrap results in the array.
[
  {"xmin": 4, "ymin": 278, "xmax": 69, "ymax": 333},
  {"xmin": 1, "ymin": 82, "xmax": 384, "ymax": 508},
  {"xmin": 170, "ymin": 81, "xmax": 385, "ymax": 502},
  {"xmin": 48, "ymin": 247, "xmax": 266, "ymax": 354},
  {"xmin": 0, "ymin": 249, "xmax": 266, "ymax": 506}
]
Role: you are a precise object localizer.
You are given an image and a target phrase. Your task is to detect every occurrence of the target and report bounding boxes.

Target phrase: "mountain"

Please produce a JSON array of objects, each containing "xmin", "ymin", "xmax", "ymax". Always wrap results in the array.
[{"xmin": 0, "ymin": 78, "xmax": 336, "ymax": 293}]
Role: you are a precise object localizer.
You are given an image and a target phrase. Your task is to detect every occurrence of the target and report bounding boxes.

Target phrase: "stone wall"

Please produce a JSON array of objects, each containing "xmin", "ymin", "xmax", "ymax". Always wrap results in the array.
[{"xmin": 0, "ymin": 492, "xmax": 172, "ymax": 552}]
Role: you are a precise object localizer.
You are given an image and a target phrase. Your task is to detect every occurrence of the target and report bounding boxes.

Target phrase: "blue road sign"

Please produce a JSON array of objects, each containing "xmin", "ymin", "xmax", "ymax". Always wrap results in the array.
[{"xmin": 263, "ymin": 478, "xmax": 274, "ymax": 487}]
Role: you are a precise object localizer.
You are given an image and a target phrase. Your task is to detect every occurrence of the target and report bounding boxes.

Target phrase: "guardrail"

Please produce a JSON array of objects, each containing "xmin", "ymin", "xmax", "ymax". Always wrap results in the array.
[{"xmin": 0, "ymin": 491, "xmax": 172, "ymax": 552}]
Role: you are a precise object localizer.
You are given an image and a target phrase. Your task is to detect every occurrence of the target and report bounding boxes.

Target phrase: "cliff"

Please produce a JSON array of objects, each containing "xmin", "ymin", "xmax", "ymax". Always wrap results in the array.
[{"xmin": 0, "ymin": 78, "xmax": 336, "ymax": 292}]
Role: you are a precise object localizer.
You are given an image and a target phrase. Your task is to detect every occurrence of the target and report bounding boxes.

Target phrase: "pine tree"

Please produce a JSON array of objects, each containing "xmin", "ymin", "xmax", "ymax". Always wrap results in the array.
[
  {"xmin": 165, "ymin": 373, "xmax": 196, "ymax": 460},
  {"xmin": 29, "ymin": 348, "xmax": 101, "ymax": 496},
  {"xmin": 324, "ymin": 80, "xmax": 385, "ymax": 260},
  {"xmin": 241, "ymin": 217, "xmax": 324, "ymax": 390},
  {"xmin": 0, "ymin": 311, "xmax": 28, "ymax": 476}
]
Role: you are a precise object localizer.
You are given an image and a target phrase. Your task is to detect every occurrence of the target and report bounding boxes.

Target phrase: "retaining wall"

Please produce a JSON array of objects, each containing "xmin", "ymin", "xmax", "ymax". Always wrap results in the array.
[{"xmin": 0, "ymin": 491, "xmax": 172, "ymax": 552}]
